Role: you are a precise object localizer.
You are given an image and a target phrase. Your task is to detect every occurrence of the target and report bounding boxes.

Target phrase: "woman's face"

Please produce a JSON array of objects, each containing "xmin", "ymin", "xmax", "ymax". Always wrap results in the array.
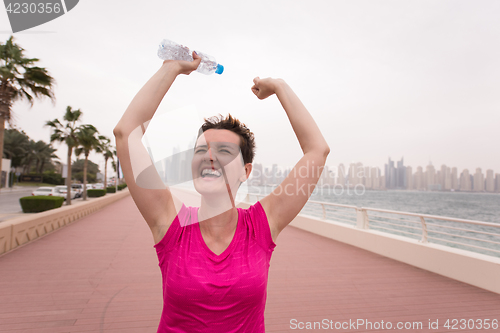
[{"xmin": 192, "ymin": 129, "xmax": 249, "ymax": 197}]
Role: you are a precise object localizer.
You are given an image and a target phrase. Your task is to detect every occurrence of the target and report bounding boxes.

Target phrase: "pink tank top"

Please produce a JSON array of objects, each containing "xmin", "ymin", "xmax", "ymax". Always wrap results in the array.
[{"xmin": 153, "ymin": 201, "xmax": 276, "ymax": 332}]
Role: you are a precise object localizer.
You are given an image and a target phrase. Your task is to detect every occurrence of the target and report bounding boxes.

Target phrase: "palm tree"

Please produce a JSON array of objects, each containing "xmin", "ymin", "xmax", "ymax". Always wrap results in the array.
[
  {"xmin": 110, "ymin": 150, "xmax": 119, "ymax": 191},
  {"xmin": 33, "ymin": 140, "xmax": 58, "ymax": 174},
  {"xmin": 0, "ymin": 36, "xmax": 55, "ymax": 189},
  {"xmin": 98, "ymin": 136, "xmax": 114, "ymax": 188},
  {"xmin": 3, "ymin": 128, "xmax": 29, "ymax": 167},
  {"xmin": 21, "ymin": 139, "xmax": 37, "ymax": 174},
  {"xmin": 74, "ymin": 125, "xmax": 106, "ymax": 200},
  {"xmin": 45, "ymin": 106, "xmax": 83, "ymax": 205}
]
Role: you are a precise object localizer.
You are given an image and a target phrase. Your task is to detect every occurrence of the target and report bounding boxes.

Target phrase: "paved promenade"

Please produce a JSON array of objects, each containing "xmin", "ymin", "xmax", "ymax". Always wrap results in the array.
[{"xmin": 0, "ymin": 195, "xmax": 499, "ymax": 332}]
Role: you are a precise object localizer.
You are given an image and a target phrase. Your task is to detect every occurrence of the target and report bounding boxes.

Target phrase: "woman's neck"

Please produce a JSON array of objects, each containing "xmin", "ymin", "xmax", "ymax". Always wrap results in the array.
[{"xmin": 198, "ymin": 194, "xmax": 238, "ymax": 241}]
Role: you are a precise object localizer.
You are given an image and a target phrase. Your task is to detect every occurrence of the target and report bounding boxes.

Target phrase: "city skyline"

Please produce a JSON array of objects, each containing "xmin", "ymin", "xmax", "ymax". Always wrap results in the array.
[{"xmin": 248, "ymin": 157, "xmax": 500, "ymax": 193}]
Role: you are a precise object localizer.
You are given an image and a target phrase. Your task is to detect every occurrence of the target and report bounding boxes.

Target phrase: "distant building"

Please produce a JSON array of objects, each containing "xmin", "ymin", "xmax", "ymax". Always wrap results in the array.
[
  {"xmin": 348, "ymin": 162, "xmax": 364, "ymax": 187},
  {"xmin": 379, "ymin": 175, "xmax": 386, "ymax": 190},
  {"xmin": 337, "ymin": 163, "xmax": 346, "ymax": 186},
  {"xmin": 370, "ymin": 167, "xmax": 381, "ymax": 190},
  {"xmin": 473, "ymin": 168, "xmax": 484, "ymax": 192},
  {"xmin": 426, "ymin": 163, "xmax": 436, "ymax": 191},
  {"xmin": 384, "ymin": 157, "xmax": 405, "ymax": 189},
  {"xmin": 460, "ymin": 169, "xmax": 471, "ymax": 191},
  {"xmin": 451, "ymin": 167, "xmax": 458, "ymax": 190},
  {"xmin": 363, "ymin": 166, "xmax": 371, "ymax": 188},
  {"xmin": 414, "ymin": 166, "xmax": 424, "ymax": 190},
  {"xmin": 250, "ymin": 163, "xmax": 263, "ymax": 185},
  {"xmin": 406, "ymin": 166, "xmax": 413, "ymax": 190},
  {"xmin": 396, "ymin": 157, "xmax": 406, "ymax": 189},
  {"xmin": 485, "ymin": 169, "xmax": 494, "ymax": 192},
  {"xmin": 385, "ymin": 158, "xmax": 395, "ymax": 189},
  {"xmin": 319, "ymin": 165, "xmax": 335, "ymax": 186}
]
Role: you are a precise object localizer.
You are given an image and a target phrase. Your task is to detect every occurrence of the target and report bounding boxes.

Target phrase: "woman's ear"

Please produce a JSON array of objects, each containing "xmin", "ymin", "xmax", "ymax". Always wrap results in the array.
[{"xmin": 239, "ymin": 163, "xmax": 252, "ymax": 182}]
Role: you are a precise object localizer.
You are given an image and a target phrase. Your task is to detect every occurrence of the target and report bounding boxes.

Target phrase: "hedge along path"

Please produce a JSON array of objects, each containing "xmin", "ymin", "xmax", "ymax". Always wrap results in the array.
[
  {"xmin": 0, "ymin": 189, "xmax": 130, "ymax": 256},
  {"xmin": 19, "ymin": 196, "xmax": 65, "ymax": 213}
]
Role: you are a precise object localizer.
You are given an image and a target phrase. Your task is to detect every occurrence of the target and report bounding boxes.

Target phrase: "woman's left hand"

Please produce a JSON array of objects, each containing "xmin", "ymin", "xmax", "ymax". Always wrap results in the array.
[{"xmin": 251, "ymin": 77, "xmax": 284, "ymax": 100}]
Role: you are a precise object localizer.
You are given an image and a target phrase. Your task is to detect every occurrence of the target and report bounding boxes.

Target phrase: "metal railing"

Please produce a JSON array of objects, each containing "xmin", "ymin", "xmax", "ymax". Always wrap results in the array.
[{"xmin": 242, "ymin": 193, "xmax": 500, "ymax": 258}]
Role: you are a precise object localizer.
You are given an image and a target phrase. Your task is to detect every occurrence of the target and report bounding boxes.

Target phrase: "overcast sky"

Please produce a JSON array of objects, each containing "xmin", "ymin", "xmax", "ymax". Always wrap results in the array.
[{"xmin": 1, "ymin": 0, "xmax": 499, "ymax": 176}]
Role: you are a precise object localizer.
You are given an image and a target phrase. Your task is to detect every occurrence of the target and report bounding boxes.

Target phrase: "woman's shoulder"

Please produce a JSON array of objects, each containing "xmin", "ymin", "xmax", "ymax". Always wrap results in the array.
[
  {"xmin": 153, "ymin": 203, "xmax": 198, "ymax": 251},
  {"xmin": 240, "ymin": 201, "xmax": 276, "ymax": 251}
]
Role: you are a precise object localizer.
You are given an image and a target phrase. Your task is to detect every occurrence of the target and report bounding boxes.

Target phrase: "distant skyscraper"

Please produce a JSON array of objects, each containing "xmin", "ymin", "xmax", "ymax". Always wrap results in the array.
[
  {"xmin": 486, "ymin": 170, "xmax": 494, "ymax": 192},
  {"xmin": 495, "ymin": 174, "xmax": 500, "ymax": 193},
  {"xmin": 426, "ymin": 163, "xmax": 436, "ymax": 190},
  {"xmin": 415, "ymin": 166, "xmax": 424, "ymax": 190},
  {"xmin": 264, "ymin": 167, "xmax": 271, "ymax": 185},
  {"xmin": 337, "ymin": 163, "xmax": 346, "ymax": 186},
  {"xmin": 355, "ymin": 162, "xmax": 363, "ymax": 186},
  {"xmin": 348, "ymin": 163, "xmax": 363, "ymax": 186},
  {"xmin": 473, "ymin": 168, "xmax": 484, "ymax": 192},
  {"xmin": 460, "ymin": 169, "xmax": 471, "ymax": 191},
  {"xmin": 451, "ymin": 167, "xmax": 458, "ymax": 190},
  {"xmin": 322, "ymin": 166, "xmax": 335, "ymax": 186},
  {"xmin": 385, "ymin": 157, "xmax": 397, "ymax": 189},
  {"xmin": 396, "ymin": 157, "xmax": 406, "ymax": 189},
  {"xmin": 251, "ymin": 163, "xmax": 263, "ymax": 185},
  {"xmin": 319, "ymin": 165, "xmax": 333, "ymax": 187},
  {"xmin": 271, "ymin": 164, "xmax": 278, "ymax": 185},
  {"xmin": 363, "ymin": 166, "xmax": 371, "ymax": 188},
  {"xmin": 406, "ymin": 166, "xmax": 413, "ymax": 190},
  {"xmin": 370, "ymin": 167, "xmax": 381, "ymax": 189},
  {"xmin": 437, "ymin": 165, "xmax": 451, "ymax": 190}
]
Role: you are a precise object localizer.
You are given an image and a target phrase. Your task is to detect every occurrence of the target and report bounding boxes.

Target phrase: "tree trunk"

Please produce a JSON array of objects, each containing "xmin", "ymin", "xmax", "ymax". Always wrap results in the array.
[
  {"xmin": 66, "ymin": 145, "xmax": 72, "ymax": 205},
  {"xmin": 39, "ymin": 160, "xmax": 45, "ymax": 174},
  {"xmin": 36, "ymin": 159, "xmax": 41, "ymax": 174},
  {"xmin": 104, "ymin": 156, "xmax": 108, "ymax": 188},
  {"xmin": 115, "ymin": 158, "xmax": 118, "ymax": 193},
  {"xmin": 0, "ymin": 115, "xmax": 4, "ymax": 191},
  {"xmin": 83, "ymin": 153, "xmax": 88, "ymax": 201}
]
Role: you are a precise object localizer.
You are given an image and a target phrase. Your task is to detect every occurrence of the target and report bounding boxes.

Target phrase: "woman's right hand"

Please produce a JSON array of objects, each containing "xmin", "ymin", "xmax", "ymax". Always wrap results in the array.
[{"xmin": 164, "ymin": 51, "xmax": 202, "ymax": 76}]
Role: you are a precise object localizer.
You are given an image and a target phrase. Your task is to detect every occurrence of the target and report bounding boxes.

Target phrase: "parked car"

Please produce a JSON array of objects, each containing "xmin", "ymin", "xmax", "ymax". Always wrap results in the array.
[
  {"xmin": 93, "ymin": 183, "xmax": 104, "ymax": 189},
  {"xmin": 54, "ymin": 186, "xmax": 78, "ymax": 200},
  {"xmin": 71, "ymin": 184, "xmax": 84, "ymax": 198},
  {"xmin": 32, "ymin": 187, "xmax": 57, "ymax": 196},
  {"xmin": 86, "ymin": 184, "xmax": 94, "ymax": 190}
]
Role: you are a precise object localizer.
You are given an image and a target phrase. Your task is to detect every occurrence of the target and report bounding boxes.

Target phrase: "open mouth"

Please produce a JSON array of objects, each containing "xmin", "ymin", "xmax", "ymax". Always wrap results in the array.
[{"xmin": 200, "ymin": 167, "xmax": 222, "ymax": 179}]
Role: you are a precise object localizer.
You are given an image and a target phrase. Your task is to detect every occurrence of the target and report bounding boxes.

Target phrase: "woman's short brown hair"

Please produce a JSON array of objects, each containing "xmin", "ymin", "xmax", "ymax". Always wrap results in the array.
[{"xmin": 197, "ymin": 113, "xmax": 255, "ymax": 165}]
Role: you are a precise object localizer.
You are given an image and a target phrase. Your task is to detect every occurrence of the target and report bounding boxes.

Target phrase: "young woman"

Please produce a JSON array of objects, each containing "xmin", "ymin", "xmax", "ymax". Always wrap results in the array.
[{"xmin": 113, "ymin": 52, "xmax": 330, "ymax": 332}]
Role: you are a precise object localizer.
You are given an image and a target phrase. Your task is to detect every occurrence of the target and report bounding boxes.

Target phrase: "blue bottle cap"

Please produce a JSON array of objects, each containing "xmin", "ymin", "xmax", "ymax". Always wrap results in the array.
[{"xmin": 215, "ymin": 64, "xmax": 224, "ymax": 75}]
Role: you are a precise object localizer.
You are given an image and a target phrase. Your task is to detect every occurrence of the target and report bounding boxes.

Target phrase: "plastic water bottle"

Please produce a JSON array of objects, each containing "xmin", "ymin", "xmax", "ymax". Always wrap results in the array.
[{"xmin": 158, "ymin": 39, "xmax": 224, "ymax": 75}]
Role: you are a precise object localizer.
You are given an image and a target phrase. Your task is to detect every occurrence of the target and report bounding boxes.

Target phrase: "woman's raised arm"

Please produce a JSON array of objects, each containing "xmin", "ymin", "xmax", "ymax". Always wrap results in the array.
[
  {"xmin": 252, "ymin": 77, "xmax": 330, "ymax": 242},
  {"xmin": 113, "ymin": 54, "xmax": 201, "ymax": 244}
]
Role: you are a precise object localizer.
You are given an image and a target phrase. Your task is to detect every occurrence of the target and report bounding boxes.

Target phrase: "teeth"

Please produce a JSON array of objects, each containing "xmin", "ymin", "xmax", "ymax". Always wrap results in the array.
[{"xmin": 201, "ymin": 168, "xmax": 221, "ymax": 177}]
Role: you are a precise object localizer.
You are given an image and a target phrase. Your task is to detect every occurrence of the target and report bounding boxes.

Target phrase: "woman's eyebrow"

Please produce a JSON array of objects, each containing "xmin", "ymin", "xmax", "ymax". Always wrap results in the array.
[
  {"xmin": 210, "ymin": 142, "xmax": 239, "ymax": 149},
  {"xmin": 218, "ymin": 144, "xmax": 236, "ymax": 149},
  {"xmin": 195, "ymin": 143, "xmax": 237, "ymax": 150}
]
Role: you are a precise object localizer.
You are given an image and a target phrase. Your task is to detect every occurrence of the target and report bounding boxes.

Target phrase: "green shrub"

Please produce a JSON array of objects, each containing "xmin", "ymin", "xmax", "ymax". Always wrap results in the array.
[
  {"xmin": 106, "ymin": 187, "xmax": 116, "ymax": 193},
  {"xmin": 118, "ymin": 184, "xmax": 127, "ymax": 190},
  {"xmin": 87, "ymin": 189, "xmax": 106, "ymax": 197},
  {"xmin": 42, "ymin": 171, "xmax": 65, "ymax": 185},
  {"xmin": 19, "ymin": 196, "xmax": 65, "ymax": 213}
]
